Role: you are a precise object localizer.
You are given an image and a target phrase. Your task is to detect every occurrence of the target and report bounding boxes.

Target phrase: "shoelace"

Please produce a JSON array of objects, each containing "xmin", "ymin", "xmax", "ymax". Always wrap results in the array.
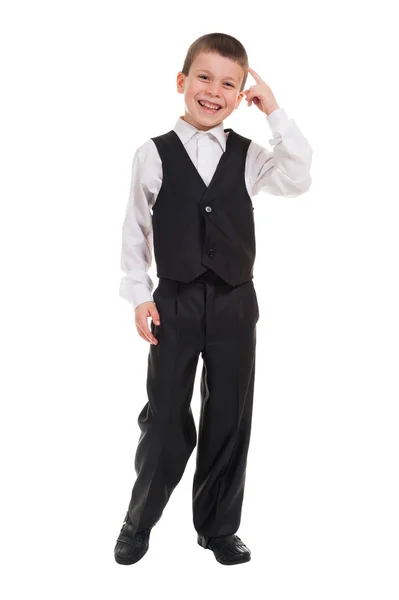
[{"xmin": 210, "ymin": 534, "xmax": 245, "ymax": 550}]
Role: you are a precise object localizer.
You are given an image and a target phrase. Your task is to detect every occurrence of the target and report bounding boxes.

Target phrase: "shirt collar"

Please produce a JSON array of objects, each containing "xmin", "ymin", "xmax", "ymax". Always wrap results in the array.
[{"xmin": 173, "ymin": 116, "xmax": 227, "ymax": 152}]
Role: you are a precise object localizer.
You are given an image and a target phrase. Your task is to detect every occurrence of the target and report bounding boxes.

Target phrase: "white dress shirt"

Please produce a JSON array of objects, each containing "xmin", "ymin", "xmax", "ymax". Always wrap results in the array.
[{"xmin": 119, "ymin": 108, "xmax": 313, "ymax": 310}]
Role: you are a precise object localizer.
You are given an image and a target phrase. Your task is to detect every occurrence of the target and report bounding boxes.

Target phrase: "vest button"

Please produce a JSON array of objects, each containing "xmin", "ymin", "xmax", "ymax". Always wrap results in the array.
[
  {"xmin": 205, "ymin": 206, "xmax": 212, "ymax": 213},
  {"xmin": 208, "ymin": 248, "xmax": 215, "ymax": 257}
]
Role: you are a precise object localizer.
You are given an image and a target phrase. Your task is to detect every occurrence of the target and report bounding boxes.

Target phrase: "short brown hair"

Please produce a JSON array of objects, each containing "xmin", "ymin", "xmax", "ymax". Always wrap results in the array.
[{"xmin": 181, "ymin": 33, "xmax": 248, "ymax": 92}]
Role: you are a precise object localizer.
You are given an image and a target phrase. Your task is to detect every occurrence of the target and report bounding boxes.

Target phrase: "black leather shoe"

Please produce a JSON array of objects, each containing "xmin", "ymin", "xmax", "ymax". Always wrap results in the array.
[
  {"xmin": 114, "ymin": 512, "xmax": 151, "ymax": 565},
  {"xmin": 197, "ymin": 533, "xmax": 251, "ymax": 565}
]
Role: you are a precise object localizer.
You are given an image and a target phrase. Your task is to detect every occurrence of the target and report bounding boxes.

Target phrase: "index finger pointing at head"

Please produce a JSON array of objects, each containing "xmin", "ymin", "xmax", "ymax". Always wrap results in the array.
[{"xmin": 248, "ymin": 67, "xmax": 263, "ymax": 83}]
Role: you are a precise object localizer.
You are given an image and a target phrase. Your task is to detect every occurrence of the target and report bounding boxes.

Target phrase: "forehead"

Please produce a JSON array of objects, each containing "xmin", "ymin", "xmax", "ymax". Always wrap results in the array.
[{"xmin": 191, "ymin": 51, "xmax": 243, "ymax": 82}]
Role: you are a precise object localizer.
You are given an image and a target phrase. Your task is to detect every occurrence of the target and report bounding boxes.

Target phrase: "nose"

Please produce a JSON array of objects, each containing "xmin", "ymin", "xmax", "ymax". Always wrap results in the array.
[{"xmin": 208, "ymin": 81, "xmax": 222, "ymax": 97}]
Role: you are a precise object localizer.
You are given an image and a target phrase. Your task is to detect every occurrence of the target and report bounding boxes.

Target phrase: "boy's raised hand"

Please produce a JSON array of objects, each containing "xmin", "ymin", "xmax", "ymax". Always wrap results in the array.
[
  {"xmin": 135, "ymin": 301, "xmax": 160, "ymax": 345},
  {"xmin": 243, "ymin": 67, "xmax": 280, "ymax": 116}
]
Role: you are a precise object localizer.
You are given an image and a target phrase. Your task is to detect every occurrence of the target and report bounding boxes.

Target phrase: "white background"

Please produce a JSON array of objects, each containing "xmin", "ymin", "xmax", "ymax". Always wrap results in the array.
[{"xmin": 1, "ymin": 0, "xmax": 398, "ymax": 598}]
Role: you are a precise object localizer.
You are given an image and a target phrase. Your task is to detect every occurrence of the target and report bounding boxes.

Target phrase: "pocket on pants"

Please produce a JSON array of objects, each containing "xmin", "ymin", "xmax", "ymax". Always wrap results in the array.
[
  {"xmin": 153, "ymin": 281, "xmax": 162, "ymax": 304},
  {"xmin": 251, "ymin": 283, "xmax": 259, "ymax": 322}
]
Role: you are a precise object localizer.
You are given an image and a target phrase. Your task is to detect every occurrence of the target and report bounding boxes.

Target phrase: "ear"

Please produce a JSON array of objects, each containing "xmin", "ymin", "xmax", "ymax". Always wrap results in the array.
[
  {"xmin": 176, "ymin": 71, "xmax": 185, "ymax": 94},
  {"xmin": 235, "ymin": 91, "xmax": 245, "ymax": 109}
]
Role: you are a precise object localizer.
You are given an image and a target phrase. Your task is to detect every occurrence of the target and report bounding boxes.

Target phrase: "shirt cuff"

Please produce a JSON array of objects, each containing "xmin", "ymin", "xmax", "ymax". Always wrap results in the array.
[
  {"xmin": 266, "ymin": 107, "xmax": 291, "ymax": 137},
  {"xmin": 119, "ymin": 281, "xmax": 154, "ymax": 311}
]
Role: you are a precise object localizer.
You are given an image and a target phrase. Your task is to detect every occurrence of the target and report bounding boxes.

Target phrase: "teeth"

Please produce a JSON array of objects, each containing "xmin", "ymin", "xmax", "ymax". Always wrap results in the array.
[{"xmin": 199, "ymin": 100, "xmax": 220, "ymax": 110}]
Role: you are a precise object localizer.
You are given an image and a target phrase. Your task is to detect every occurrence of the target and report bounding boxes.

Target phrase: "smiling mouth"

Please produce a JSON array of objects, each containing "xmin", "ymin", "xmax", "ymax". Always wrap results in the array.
[{"xmin": 197, "ymin": 100, "xmax": 222, "ymax": 113}]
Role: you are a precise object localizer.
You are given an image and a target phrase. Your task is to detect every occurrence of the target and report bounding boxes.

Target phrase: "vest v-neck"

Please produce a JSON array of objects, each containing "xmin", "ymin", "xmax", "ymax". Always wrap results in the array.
[{"xmin": 170, "ymin": 128, "xmax": 234, "ymax": 192}]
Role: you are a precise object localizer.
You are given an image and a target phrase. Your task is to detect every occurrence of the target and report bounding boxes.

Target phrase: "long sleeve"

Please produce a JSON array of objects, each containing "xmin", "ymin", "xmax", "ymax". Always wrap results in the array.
[
  {"xmin": 119, "ymin": 143, "xmax": 156, "ymax": 311},
  {"xmin": 248, "ymin": 107, "xmax": 313, "ymax": 198}
]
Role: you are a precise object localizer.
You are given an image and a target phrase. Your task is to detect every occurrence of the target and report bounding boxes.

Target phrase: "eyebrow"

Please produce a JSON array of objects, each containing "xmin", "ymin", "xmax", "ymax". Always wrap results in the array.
[{"xmin": 194, "ymin": 68, "xmax": 238, "ymax": 83}]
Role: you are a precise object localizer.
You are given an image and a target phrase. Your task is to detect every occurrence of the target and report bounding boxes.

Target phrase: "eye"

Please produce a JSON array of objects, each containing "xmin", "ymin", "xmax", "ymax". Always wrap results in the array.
[{"xmin": 198, "ymin": 75, "xmax": 234, "ymax": 87}]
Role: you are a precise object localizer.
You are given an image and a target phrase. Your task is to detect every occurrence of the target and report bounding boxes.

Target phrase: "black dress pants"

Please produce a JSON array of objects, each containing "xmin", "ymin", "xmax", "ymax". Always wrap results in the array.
[{"xmin": 126, "ymin": 270, "xmax": 259, "ymax": 537}]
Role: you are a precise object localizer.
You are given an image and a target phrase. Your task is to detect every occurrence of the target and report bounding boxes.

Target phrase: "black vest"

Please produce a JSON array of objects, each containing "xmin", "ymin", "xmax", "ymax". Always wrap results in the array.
[{"xmin": 150, "ymin": 127, "xmax": 256, "ymax": 287}]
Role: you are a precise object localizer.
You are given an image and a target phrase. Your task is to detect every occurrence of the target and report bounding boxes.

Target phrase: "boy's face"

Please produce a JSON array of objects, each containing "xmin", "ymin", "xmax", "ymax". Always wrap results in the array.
[{"xmin": 176, "ymin": 52, "xmax": 245, "ymax": 131}]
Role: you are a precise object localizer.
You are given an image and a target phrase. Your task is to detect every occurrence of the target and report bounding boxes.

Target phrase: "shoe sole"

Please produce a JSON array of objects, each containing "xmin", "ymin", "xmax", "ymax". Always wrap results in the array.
[{"xmin": 197, "ymin": 539, "xmax": 251, "ymax": 565}]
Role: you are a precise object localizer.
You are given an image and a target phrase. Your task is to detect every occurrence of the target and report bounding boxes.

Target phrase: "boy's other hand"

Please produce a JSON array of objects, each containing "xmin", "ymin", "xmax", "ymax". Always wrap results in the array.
[
  {"xmin": 134, "ymin": 301, "xmax": 160, "ymax": 345},
  {"xmin": 243, "ymin": 66, "xmax": 280, "ymax": 116}
]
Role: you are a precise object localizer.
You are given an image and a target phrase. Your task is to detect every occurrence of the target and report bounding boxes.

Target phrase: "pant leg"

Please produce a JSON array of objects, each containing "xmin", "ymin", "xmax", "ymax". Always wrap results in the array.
[
  {"xmin": 192, "ymin": 279, "xmax": 259, "ymax": 537},
  {"xmin": 127, "ymin": 278, "xmax": 204, "ymax": 534}
]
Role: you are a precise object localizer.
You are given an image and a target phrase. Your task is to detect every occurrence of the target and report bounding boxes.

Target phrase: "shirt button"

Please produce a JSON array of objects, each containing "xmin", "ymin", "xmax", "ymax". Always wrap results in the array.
[
  {"xmin": 208, "ymin": 248, "xmax": 215, "ymax": 257},
  {"xmin": 205, "ymin": 206, "xmax": 212, "ymax": 213}
]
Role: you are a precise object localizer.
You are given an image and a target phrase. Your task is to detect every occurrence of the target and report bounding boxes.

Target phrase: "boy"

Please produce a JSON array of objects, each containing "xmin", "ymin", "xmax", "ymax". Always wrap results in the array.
[{"xmin": 115, "ymin": 32, "xmax": 313, "ymax": 566}]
